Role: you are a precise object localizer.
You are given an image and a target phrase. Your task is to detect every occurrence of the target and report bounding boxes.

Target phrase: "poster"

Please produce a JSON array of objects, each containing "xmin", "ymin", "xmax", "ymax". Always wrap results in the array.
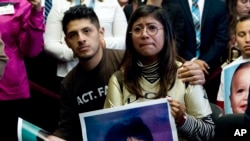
[
  {"xmin": 18, "ymin": 118, "xmax": 49, "ymax": 141},
  {"xmin": 79, "ymin": 99, "xmax": 178, "ymax": 141},
  {"xmin": 223, "ymin": 59, "xmax": 250, "ymax": 114}
]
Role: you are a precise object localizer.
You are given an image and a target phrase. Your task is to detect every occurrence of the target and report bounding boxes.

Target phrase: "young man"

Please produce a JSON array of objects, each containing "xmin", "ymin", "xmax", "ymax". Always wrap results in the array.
[
  {"xmin": 217, "ymin": 15, "xmax": 250, "ymax": 111},
  {"xmin": 45, "ymin": 4, "xmax": 124, "ymax": 141},
  {"xmin": 45, "ymin": 4, "xmax": 206, "ymax": 141},
  {"xmin": 214, "ymin": 15, "xmax": 250, "ymax": 140}
]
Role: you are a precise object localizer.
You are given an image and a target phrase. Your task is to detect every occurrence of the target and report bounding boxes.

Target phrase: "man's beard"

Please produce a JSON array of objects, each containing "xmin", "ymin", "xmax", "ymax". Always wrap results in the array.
[{"xmin": 78, "ymin": 55, "xmax": 93, "ymax": 62}]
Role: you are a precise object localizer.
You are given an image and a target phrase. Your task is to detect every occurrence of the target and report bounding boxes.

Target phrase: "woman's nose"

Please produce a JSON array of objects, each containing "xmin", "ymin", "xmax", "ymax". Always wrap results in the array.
[{"xmin": 141, "ymin": 28, "xmax": 149, "ymax": 37}]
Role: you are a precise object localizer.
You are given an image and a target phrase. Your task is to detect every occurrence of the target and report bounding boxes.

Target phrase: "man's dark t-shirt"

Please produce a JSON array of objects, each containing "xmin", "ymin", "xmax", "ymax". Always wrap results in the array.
[{"xmin": 53, "ymin": 49, "xmax": 124, "ymax": 141}]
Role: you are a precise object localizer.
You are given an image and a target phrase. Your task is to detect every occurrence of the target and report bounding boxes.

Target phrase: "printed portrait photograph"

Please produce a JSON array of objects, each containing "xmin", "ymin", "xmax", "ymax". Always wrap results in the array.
[
  {"xmin": 79, "ymin": 99, "xmax": 178, "ymax": 141},
  {"xmin": 224, "ymin": 60, "xmax": 250, "ymax": 114}
]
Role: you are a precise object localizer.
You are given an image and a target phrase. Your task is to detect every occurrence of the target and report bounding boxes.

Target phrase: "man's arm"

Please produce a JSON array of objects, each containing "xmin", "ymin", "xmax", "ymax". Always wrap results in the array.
[
  {"xmin": 46, "ymin": 84, "xmax": 80, "ymax": 140},
  {"xmin": 200, "ymin": 2, "xmax": 229, "ymax": 69}
]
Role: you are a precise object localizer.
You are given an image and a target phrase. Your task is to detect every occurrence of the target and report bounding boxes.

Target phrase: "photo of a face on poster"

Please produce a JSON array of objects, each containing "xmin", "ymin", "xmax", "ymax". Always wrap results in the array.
[
  {"xmin": 224, "ymin": 61, "xmax": 250, "ymax": 114},
  {"xmin": 79, "ymin": 99, "xmax": 178, "ymax": 141}
]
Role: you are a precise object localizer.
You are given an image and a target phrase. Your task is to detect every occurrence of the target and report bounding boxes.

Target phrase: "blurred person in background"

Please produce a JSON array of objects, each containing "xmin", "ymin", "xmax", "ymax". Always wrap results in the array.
[
  {"xmin": 217, "ymin": 15, "xmax": 250, "ymax": 110},
  {"xmin": 0, "ymin": 0, "xmax": 44, "ymax": 140},
  {"xmin": 170, "ymin": 0, "xmax": 229, "ymax": 104},
  {"xmin": 0, "ymin": 38, "xmax": 8, "ymax": 79},
  {"xmin": 226, "ymin": 0, "xmax": 250, "ymax": 63}
]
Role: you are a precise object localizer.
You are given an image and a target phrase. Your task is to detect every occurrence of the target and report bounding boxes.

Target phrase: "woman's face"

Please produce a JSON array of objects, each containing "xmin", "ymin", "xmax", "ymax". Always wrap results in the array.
[
  {"xmin": 237, "ymin": 0, "xmax": 250, "ymax": 17},
  {"xmin": 131, "ymin": 15, "xmax": 164, "ymax": 64},
  {"xmin": 230, "ymin": 66, "xmax": 250, "ymax": 113}
]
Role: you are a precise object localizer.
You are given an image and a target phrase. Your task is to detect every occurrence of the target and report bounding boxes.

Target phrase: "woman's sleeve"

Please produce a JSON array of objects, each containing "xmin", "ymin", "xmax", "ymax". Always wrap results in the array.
[
  {"xmin": 104, "ymin": 4, "xmax": 127, "ymax": 50},
  {"xmin": 178, "ymin": 85, "xmax": 215, "ymax": 141},
  {"xmin": 44, "ymin": 1, "xmax": 75, "ymax": 61},
  {"xmin": 178, "ymin": 114, "xmax": 215, "ymax": 141},
  {"xmin": 20, "ymin": 3, "xmax": 44, "ymax": 57},
  {"xmin": 104, "ymin": 72, "xmax": 124, "ymax": 108}
]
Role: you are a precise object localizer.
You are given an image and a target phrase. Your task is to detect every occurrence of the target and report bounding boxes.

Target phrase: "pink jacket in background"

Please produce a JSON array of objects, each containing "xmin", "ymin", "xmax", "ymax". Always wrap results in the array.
[{"xmin": 0, "ymin": 0, "xmax": 44, "ymax": 100}]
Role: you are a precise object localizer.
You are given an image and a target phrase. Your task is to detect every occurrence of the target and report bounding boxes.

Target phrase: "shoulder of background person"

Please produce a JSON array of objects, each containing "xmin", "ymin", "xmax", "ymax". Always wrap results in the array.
[
  {"xmin": 162, "ymin": 2, "xmax": 182, "ymax": 14},
  {"xmin": 123, "ymin": 3, "xmax": 133, "ymax": 21},
  {"xmin": 52, "ymin": 0, "xmax": 71, "ymax": 12},
  {"xmin": 123, "ymin": 3, "xmax": 133, "ymax": 12},
  {"xmin": 101, "ymin": 0, "xmax": 120, "ymax": 6}
]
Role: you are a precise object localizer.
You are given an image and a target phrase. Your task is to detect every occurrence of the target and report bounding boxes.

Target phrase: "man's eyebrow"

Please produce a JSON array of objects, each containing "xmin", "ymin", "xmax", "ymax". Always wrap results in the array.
[
  {"xmin": 236, "ymin": 30, "xmax": 245, "ymax": 33},
  {"xmin": 66, "ymin": 30, "xmax": 77, "ymax": 36},
  {"xmin": 67, "ymin": 27, "xmax": 89, "ymax": 34}
]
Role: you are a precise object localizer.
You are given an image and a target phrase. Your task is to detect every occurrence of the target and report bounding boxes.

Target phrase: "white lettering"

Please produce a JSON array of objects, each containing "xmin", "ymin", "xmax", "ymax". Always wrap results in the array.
[
  {"xmin": 234, "ymin": 129, "xmax": 241, "ymax": 136},
  {"xmin": 234, "ymin": 129, "xmax": 247, "ymax": 136},
  {"xmin": 77, "ymin": 86, "xmax": 107, "ymax": 105},
  {"xmin": 98, "ymin": 87, "xmax": 104, "ymax": 97},
  {"xmin": 241, "ymin": 129, "xmax": 247, "ymax": 136},
  {"xmin": 77, "ymin": 96, "xmax": 84, "ymax": 105},
  {"xmin": 81, "ymin": 91, "xmax": 93, "ymax": 103},
  {"xmin": 105, "ymin": 85, "xmax": 108, "ymax": 95}
]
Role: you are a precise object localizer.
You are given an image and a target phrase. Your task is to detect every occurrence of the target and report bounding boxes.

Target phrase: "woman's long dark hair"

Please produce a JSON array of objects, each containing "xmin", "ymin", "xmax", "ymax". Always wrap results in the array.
[{"xmin": 120, "ymin": 5, "xmax": 184, "ymax": 98}]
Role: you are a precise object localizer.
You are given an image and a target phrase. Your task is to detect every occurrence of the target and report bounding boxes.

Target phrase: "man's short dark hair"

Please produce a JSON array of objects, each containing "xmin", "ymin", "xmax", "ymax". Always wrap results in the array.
[
  {"xmin": 235, "ymin": 15, "xmax": 250, "ymax": 33},
  {"xmin": 62, "ymin": 4, "xmax": 100, "ymax": 34}
]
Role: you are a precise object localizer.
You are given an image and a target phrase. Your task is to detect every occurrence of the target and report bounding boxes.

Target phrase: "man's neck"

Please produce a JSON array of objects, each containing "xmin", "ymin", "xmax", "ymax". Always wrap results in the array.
[
  {"xmin": 243, "ymin": 54, "xmax": 250, "ymax": 59},
  {"xmin": 79, "ymin": 47, "xmax": 103, "ymax": 71}
]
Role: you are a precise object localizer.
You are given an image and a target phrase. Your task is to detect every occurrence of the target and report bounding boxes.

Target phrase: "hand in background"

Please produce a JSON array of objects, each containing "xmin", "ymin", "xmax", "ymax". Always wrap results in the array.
[
  {"xmin": 44, "ymin": 135, "xmax": 66, "ymax": 141},
  {"xmin": 178, "ymin": 61, "xmax": 205, "ymax": 85},
  {"xmin": 0, "ymin": 37, "xmax": 8, "ymax": 79},
  {"xmin": 27, "ymin": 0, "xmax": 42, "ymax": 11},
  {"xmin": 192, "ymin": 59, "xmax": 210, "ymax": 75}
]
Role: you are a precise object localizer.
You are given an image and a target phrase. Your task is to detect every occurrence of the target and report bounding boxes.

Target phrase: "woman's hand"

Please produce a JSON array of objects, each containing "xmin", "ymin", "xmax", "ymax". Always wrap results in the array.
[{"xmin": 167, "ymin": 97, "xmax": 187, "ymax": 126}]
